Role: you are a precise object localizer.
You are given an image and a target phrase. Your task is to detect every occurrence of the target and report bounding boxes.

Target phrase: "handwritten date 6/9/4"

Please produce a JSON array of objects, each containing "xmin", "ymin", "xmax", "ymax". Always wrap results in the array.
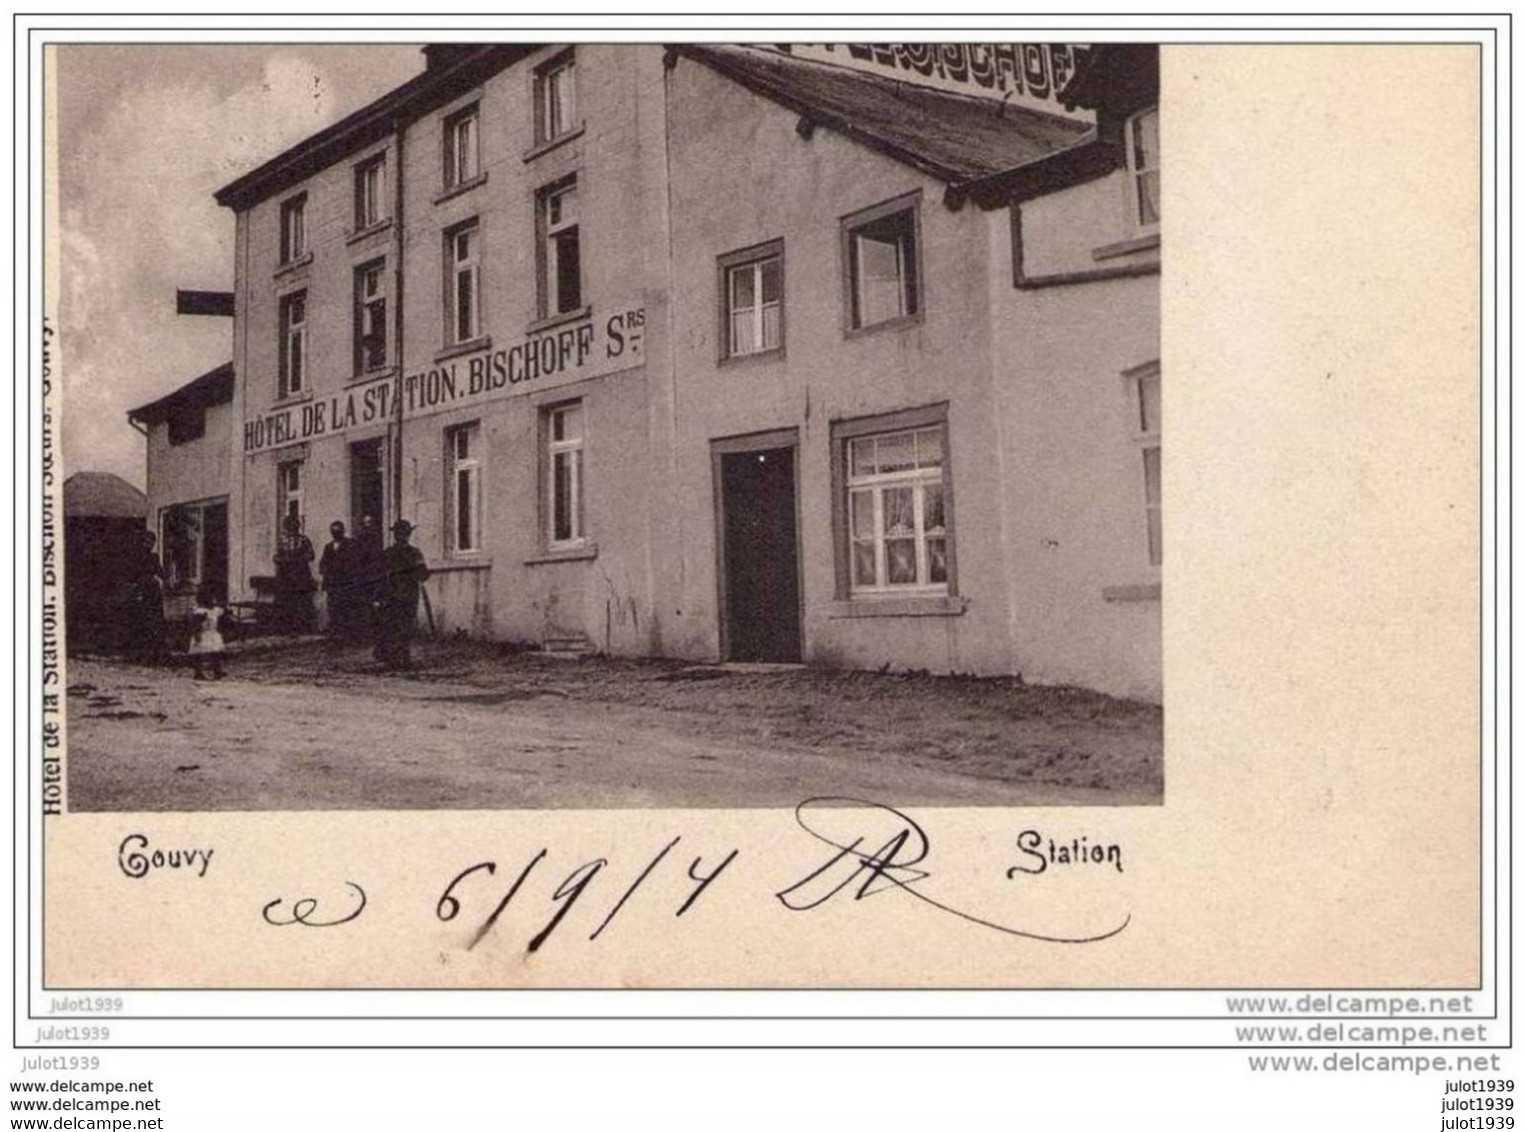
[
  {"xmin": 431, "ymin": 798, "xmax": 1129, "ymax": 955},
  {"xmin": 437, "ymin": 839, "xmax": 739, "ymax": 953}
]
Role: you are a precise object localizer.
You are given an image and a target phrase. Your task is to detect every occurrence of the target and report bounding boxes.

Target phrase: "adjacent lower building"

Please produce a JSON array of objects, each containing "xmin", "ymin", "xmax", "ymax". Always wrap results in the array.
[
  {"xmin": 173, "ymin": 41, "xmax": 1160, "ymax": 700},
  {"xmin": 127, "ymin": 361, "xmax": 234, "ymax": 619}
]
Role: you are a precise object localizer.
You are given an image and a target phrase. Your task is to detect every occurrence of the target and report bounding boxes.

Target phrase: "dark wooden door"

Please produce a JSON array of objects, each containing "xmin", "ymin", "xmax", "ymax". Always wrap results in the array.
[
  {"xmin": 721, "ymin": 446, "xmax": 801, "ymax": 662},
  {"xmin": 349, "ymin": 440, "xmax": 385, "ymax": 531}
]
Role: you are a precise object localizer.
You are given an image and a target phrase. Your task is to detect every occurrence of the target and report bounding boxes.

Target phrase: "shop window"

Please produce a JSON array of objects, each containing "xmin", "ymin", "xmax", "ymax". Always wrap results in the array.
[
  {"xmin": 354, "ymin": 153, "xmax": 387, "ymax": 230},
  {"xmin": 354, "ymin": 259, "xmax": 388, "ymax": 374},
  {"xmin": 277, "ymin": 460, "xmax": 304, "ymax": 531},
  {"xmin": 444, "ymin": 220, "xmax": 481, "ymax": 345},
  {"xmin": 1126, "ymin": 107, "xmax": 1160, "ymax": 232},
  {"xmin": 279, "ymin": 193, "xmax": 307, "ymax": 265},
  {"xmin": 446, "ymin": 422, "xmax": 483, "ymax": 554},
  {"xmin": 160, "ymin": 499, "xmax": 229, "ymax": 597},
  {"xmin": 537, "ymin": 177, "xmax": 582, "ymax": 318},
  {"xmin": 1125, "ymin": 361, "xmax": 1162, "ymax": 566},
  {"xmin": 277, "ymin": 290, "xmax": 307, "ymax": 397},
  {"xmin": 842, "ymin": 193, "xmax": 921, "ymax": 331},
  {"xmin": 544, "ymin": 401, "xmax": 585, "ymax": 548},
  {"xmin": 719, "ymin": 241, "xmax": 783, "ymax": 359},
  {"xmin": 535, "ymin": 50, "xmax": 578, "ymax": 144},
  {"xmin": 443, "ymin": 103, "xmax": 480, "ymax": 190},
  {"xmin": 834, "ymin": 406, "xmax": 952, "ymax": 596}
]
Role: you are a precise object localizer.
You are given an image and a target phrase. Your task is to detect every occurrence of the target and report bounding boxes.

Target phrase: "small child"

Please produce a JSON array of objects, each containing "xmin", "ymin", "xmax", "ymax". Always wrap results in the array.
[{"xmin": 187, "ymin": 586, "xmax": 228, "ymax": 681}]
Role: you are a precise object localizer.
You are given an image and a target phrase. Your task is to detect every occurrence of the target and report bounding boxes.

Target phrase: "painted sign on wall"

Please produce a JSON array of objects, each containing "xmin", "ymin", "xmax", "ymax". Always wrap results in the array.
[
  {"xmin": 243, "ymin": 306, "xmax": 645, "ymax": 454},
  {"xmin": 787, "ymin": 43, "xmax": 1093, "ymax": 120}
]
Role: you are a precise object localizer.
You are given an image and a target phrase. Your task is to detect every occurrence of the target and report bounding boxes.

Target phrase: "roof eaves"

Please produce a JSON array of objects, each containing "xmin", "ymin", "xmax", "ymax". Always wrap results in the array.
[
  {"xmin": 214, "ymin": 44, "xmax": 541, "ymax": 212},
  {"xmin": 127, "ymin": 362, "xmax": 235, "ymax": 426},
  {"xmin": 957, "ymin": 134, "xmax": 1120, "ymax": 211},
  {"xmin": 670, "ymin": 44, "xmax": 972, "ymax": 185}
]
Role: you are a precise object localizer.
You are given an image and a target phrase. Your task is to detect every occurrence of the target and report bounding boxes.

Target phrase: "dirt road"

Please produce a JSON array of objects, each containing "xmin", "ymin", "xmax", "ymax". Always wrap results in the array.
[{"xmin": 65, "ymin": 641, "xmax": 1162, "ymax": 810}]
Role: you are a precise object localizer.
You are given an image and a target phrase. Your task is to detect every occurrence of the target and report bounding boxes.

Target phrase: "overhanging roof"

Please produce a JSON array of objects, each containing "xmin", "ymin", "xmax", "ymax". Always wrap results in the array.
[
  {"xmin": 127, "ymin": 362, "xmax": 234, "ymax": 427},
  {"xmin": 670, "ymin": 44, "xmax": 1091, "ymax": 186},
  {"xmin": 214, "ymin": 44, "xmax": 540, "ymax": 212}
]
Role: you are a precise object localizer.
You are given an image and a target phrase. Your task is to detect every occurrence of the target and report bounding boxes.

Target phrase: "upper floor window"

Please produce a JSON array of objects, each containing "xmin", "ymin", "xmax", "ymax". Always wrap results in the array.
[
  {"xmin": 538, "ymin": 178, "xmax": 582, "ymax": 318},
  {"xmin": 535, "ymin": 51, "xmax": 578, "ymax": 144},
  {"xmin": 444, "ymin": 221, "xmax": 481, "ymax": 345},
  {"xmin": 277, "ymin": 290, "xmax": 307, "ymax": 398},
  {"xmin": 719, "ymin": 241, "xmax": 783, "ymax": 359},
  {"xmin": 279, "ymin": 194, "xmax": 307, "ymax": 265},
  {"xmin": 1125, "ymin": 361, "xmax": 1162, "ymax": 566},
  {"xmin": 354, "ymin": 259, "xmax": 388, "ymax": 374},
  {"xmin": 842, "ymin": 194, "xmax": 921, "ymax": 331},
  {"xmin": 354, "ymin": 154, "xmax": 387, "ymax": 230},
  {"xmin": 443, "ymin": 104, "xmax": 481, "ymax": 190},
  {"xmin": 1126, "ymin": 107, "xmax": 1160, "ymax": 232}
]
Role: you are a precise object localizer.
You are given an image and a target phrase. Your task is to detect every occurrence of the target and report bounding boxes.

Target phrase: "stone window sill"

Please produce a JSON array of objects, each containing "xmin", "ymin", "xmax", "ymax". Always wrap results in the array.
[
  {"xmin": 431, "ymin": 556, "xmax": 493, "ymax": 573},
  {"xmin": 273, "ymin": 252, "xmax": 313, "ymax": 280},
  {"xmin": 346, "ymin": 219, "xmax": 394, "ymax": 245},
  {"xmin": 435, "ymin": 336, "xmax": 492, "ymax": 364},
  {"xmin": 271, "ymin": 390, "xmax": 314, "ymax": 408},
  {"xmin": 1101, "ymin": 582, "xmax": 1161, "ymax": 603},
  {"xmin": 1092, "ymin": 232, "xmax": 1160, "ymax": 262},
  {"xmin": 433, "ymin": 173, "xmax": 488, "ymax": 206},
  {"xmin": 525, "ymin": 542, "xmax": 598, "ymax": 565},
  {"xmin": 348, "ymin": 366, "xmax": 398, "ymax": 388},
  {"xmin": 522, "ymin": 124, "xmax": 585, "ymax": 163},
  {"xmin": 526, "ymin": 305, "xmax": 593, "ymax": 335},
  {"xmin": 827, "ymin": 594, "xmax": 967, "ymax": 618}
]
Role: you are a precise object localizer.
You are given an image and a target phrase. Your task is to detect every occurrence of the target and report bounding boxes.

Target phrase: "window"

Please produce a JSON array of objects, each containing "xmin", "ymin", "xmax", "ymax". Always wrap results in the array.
[
  {"xmin": 278, "ymin": 291, "xmax": 307, "ymax": 397},
  {"xmin": 842, "ymin": 195, "xmax": 920, "ymax": 330},
  {"xmin": 719, "ymin": 242, "xmax": 783, "ymax": 358},
  {"xmin": 354, "ymin": 154, "xmax": 387, "ymax": 230},
  {"xmin": 167, "ymin": 406, "xmax": 206, "ymax": 446},
  {"xmin": 279, "ymin": 194, "xmax": 307, "ymax": 265},
  {"xmin": 535, "ymin": 51, "xmax": 578, "ymax": 143},
  {"xmin": 160, "ymin": 499, "xmax": 228, "ymax": 595},
  {"xmin": 1126, "ymin": 107, "xmax": 1160, "ymax": 231},
  {"xmin": 1126, "ymin": 362, "xmax": 1162, "ymax": 566},
  {"xmin": 444, "ymin": 221, "xmax": 481, "ymax": 345},
  {"xmin": 538, "ymin": 178, "xmax": 582, "ymax": 317},
  {"xmin": 836, "ymin": 410, "xmax": 951, "ymax": 596},
  {"xmin": 443, "ymin": 104, "xmax": 480, "ymax": 190},
  {"xmin": 544, "ymin": 402, "xmax": 584, "ymax": 547},
  {"xmin": 446, "ymin": 423, "xmax": 482, "ymax": 554},
  {"xmin": 277, "ymin": 460, "xmax": 304, "ymax": 530},
  {"xmin": 354, "ymin": 259, "xmax": 388, "ymax": 373}
]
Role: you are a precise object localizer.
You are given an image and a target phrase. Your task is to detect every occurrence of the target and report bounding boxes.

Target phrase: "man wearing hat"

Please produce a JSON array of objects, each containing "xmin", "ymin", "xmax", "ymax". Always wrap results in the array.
[{"xmin": 376, "ymin": 519, "xmax": 430, "ymax": 670}]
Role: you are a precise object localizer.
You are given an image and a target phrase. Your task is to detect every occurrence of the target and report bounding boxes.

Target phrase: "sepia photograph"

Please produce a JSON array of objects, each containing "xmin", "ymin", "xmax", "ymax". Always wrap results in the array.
[{"xmin": 57, "ymin": 41, "xmax": 1164, "ymax": 813}]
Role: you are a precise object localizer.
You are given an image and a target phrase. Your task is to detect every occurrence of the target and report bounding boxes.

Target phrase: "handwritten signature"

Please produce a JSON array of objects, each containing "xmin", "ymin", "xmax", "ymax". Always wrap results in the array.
[{"xmin": 778, "ymin": 798, "xmax": 1130, "ymax": 944}]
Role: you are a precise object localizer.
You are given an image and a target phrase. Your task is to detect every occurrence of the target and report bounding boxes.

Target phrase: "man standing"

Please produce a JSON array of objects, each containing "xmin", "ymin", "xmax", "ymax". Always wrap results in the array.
[
  {"xmin": 318, "ymin": 520, "xmax": 355, "ymax": 639},
  {"xmin": 376, "ymin": 519, "xmax": 430, "ymax": 670}
]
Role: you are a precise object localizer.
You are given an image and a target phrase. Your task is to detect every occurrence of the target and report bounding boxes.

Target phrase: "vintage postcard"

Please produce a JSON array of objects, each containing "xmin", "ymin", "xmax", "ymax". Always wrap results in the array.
[{"xmin": 32, "ymin": 29, "xmax": 1486, "ymax": 997}]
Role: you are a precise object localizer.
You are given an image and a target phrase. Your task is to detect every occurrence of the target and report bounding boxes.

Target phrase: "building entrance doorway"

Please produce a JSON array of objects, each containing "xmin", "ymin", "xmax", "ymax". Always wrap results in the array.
[
  {"xmin": 715, "ymin": 433, "xmax": 802, "ymax": 663},
  {"xmin": 349, "ymin": 439, "xmax": 385, "ymax": 531}
]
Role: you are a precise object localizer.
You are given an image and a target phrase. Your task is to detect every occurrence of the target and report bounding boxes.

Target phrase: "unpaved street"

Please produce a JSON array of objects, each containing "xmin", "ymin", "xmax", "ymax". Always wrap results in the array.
[{"xmin": 65, "ymin": 641, "xmax": 1162, "ymax": 810}]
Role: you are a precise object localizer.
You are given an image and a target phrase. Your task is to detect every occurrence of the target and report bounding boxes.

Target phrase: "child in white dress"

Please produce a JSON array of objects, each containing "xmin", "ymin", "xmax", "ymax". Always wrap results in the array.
[{"xmin": 188, "ymin": 586, "xmax": 227, "ymax": 681}]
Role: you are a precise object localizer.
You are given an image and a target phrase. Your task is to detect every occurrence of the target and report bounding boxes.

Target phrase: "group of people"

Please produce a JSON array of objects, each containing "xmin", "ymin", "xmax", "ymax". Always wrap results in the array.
[{"xmin": 276, "ymin": 514, "xmax": 431, "ymax": 669}]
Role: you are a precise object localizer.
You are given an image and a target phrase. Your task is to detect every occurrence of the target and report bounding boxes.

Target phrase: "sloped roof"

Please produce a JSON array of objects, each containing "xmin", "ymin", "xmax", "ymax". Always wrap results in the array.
[
  {"xmin": 671, "ymin": 44, "xmax": 1091, "ymax": 186},
  {"xmin": 215, "ymin": 44, "xmax": 539, "ymax": 211},
  {"xmin": 127, "ymin": 362, "xmax": 234, "ymax": 427},
  {"xmin": 63, "ymin": 472, "xmax": 146, "ymax": 520}
]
